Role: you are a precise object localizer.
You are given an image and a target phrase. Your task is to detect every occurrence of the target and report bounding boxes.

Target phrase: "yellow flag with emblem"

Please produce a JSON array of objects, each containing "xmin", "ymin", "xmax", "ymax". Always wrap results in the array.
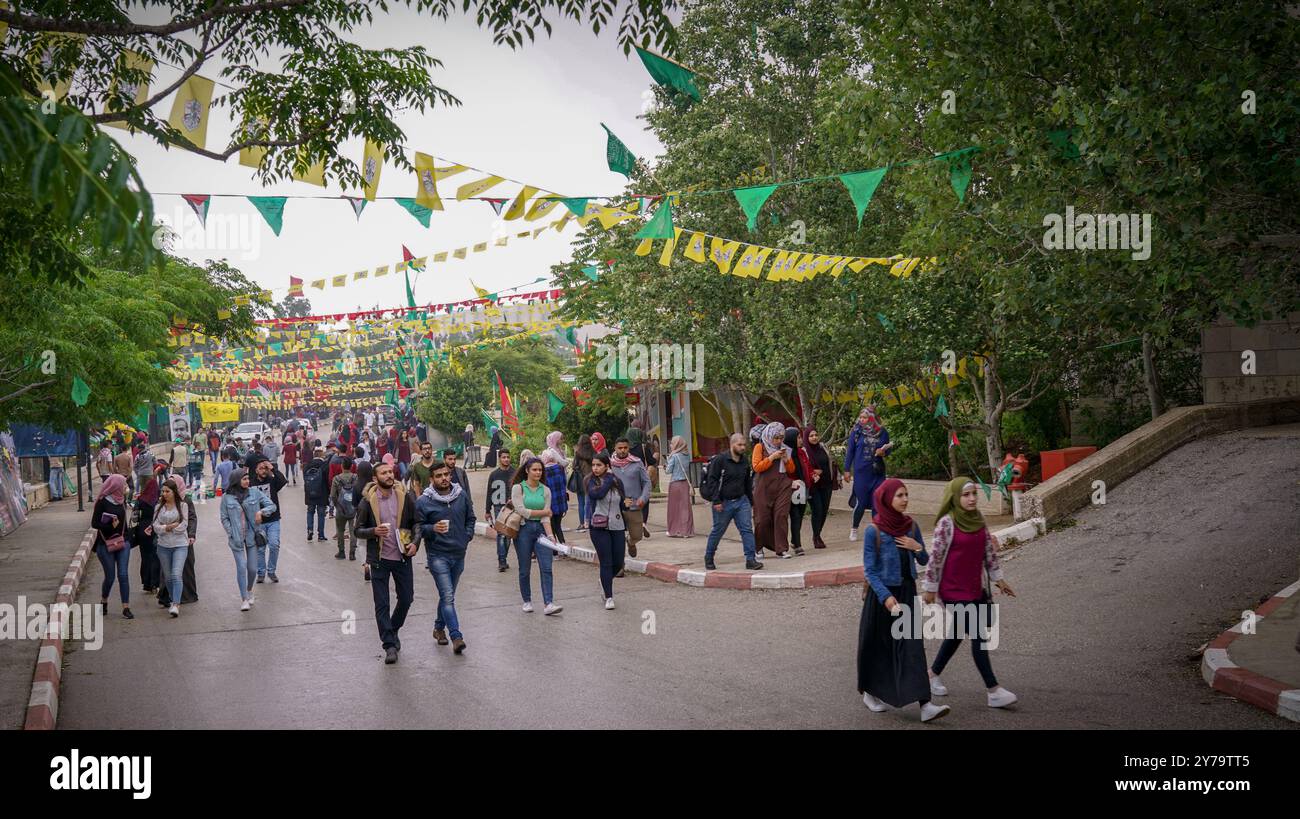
[
  {"xmin": 167, "ymin": 74, "xmax": 216, "ymax": 149},
  {"xmin": 361, "ymin": 140, "xmax": 385, "ymax": 200}
]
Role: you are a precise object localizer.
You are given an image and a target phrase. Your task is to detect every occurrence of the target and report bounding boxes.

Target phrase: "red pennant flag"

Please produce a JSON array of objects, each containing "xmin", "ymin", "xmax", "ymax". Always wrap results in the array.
[
  {"xmin": 182, "ymin": 194, "xmax": 210, "ymax": 227},
  {"xmin": 288, "ymin": 276, "xmax": 304, "ymax": 297},
  {"xmin": 497, "ymin": 370, "xmax": 520, "ymax": 433},
  {"xmin": 949, "ymin": 431, "xmax": 959, "ymax": 447}
]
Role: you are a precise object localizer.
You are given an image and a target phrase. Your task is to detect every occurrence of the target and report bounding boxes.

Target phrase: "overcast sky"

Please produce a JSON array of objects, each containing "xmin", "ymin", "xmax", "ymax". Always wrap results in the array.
[{"xmin": 117, "ymin": 5, "xmax": 666, "ymax": 316}]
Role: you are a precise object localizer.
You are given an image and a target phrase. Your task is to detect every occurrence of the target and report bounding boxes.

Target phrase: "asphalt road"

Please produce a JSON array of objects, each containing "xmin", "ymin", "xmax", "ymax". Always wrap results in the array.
[{"xmin": 57, "ymin": 428, "xmax": 1299, "ymax": 729}]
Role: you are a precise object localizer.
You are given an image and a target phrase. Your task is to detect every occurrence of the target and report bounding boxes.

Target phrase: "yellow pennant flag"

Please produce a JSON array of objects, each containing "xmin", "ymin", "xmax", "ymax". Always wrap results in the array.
[
  {"xmin": 494, "ymin": 237, "xmax": 508, "ymax": 247},
  {"xmin": 456, "ymin": 175, "xmax": 506, "ymax": 200},
  {"xmin": 102, "ymin": 51, "xmax": 154, "ymax": 130},
  {"xmin": 396, "ymin": 261, "xmax": 407, "ymax": 273},
  {"xmin": 375, "ymin": 265, "xmax": 389, "ymax": 277},
  {"xmin": 659, "ymin": 227, "xmax": 683, "ymax": 267},
  {"xmin": 829, "ymin": 257, "xmax": 852, "ymax": 277},
  {"xmin": 354, "ymin": 270, "xmax": 368, "ymax": 280},
  {"xmin": 237, "ymin": 116, "xmax": 269, "ymax": 168},
  {"xmin": 30, "ymin": 34, "xmax": 85, "ymax": 100},
  {"xmin": 709, "ymin": 237, "xmax": 742, "ymax": 275},
  {"xmin": 332, "ymin": 275, "xmax": 347, "ymax": 287},
  {"xmin": 311, "ymin": 279, "xmax": 326, "ymax": 289},
  {"xmin": 294, "ymin": 151, "xmax": 326, "ymax": 186},
  {"xmin": 167, "ymin": 74, "xmax": 216, "ymax": 149},
  {"xmin": 532, "ymin": 226, "xmax": 547, "ymax": 238},
  {"xmin": 473, "ymin": 242, "xmax": 487, "ymax": 253},
  {"xmin": 767, "ymin": 249, "xmax": 800, "ymax": 281},
  {"xmin": 413, "ymin": 152, "xmax": 444, "ymax": 211},
  {"xmin": 433, "ymin": 252, "xmax": 448, "ymax": 263},
  {"xmin": 525, "ymin": 198, "xmax": 561, "ymax": 221},
  {"xmin": 0, "ymin": 2, "xmax": 8, "ymax": 45},
  {"xmin": 890, "ymin": 257, "xmax": 921, "ymax": 277},
  {"xmin": 504, "ymin": 185, "xmax": 539, "ymax": 220},
  {"xmin": 733, "ymin": 244, "xmax": 773, "ymax": 278},
  {"xmin": 516, "ymin": 231, "xmax": 531, "ymax": 239},
  {"xmin": 683, "ymin": 232, "xmax": 707, "ymax": 263},
  {"xmin": 413, "ymin": 256, "xmax": 427, "ymax": 267},
  {"xmin": 635, "ymin": 238, "xmax": 654, "ymax": 256},
  {"xmin": 361, "ymin": 140, "xmax": 384, "ymax": 200},
  {"xmin": 453, "ymin": 248, "xmax": 467, "ymax": 259},
  {"xmin": 596, "ymin": 205, "xmax": 636, "ymax": 230},
  {"xmin": 232, "ymin": 296, "xmax": 250, "ymax": 306}
]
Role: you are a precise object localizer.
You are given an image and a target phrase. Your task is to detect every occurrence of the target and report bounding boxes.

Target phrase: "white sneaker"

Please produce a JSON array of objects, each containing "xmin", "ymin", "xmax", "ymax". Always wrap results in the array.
[
  {"xmin": 247, "ymin": 593, "xmax": 255, "ymax": 607},
  {"xmin": 521, "ymin": 601, "xmax": 534, "ymax": 613},
  {"xmin": 168, "ymin": 604, "xmax": 179, "ymax": 618},
  {"xmin": 929, "ymin": 674, "xmax": 948, "ymax": 696},
  {"xmin": 544, "ymin": 602, "xmax": 563, "ymax": 615},
  {"xmin": 987, "ymin": 687, "xmax": 1018, "ymax": 708},
  {"xmin": 604, "ymin": 598, "xmax": 615, "ymax": 610},
  {"xmin": 920, "ymin": 702, "xmax": 951, "ymax": 723},
  {"xmin": 850, "ymin": 528, "xmax": 858, "ymax": 540},
  {"xmin": 240, "ymin": 600, "xmax": 250, "ymax": 612},
  {"xmin": 780, "ymin": 551, "xmax": 793, "ymax": 559},
  {"xmin": 862, "ymin": 692, "xmax": 889, "ymax": 712}
]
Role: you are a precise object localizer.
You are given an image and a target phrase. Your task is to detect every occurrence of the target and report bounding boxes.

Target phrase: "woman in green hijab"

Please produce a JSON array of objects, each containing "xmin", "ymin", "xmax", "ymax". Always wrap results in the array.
[{"xmin": 921, "ymin": 476, "xmax": 1019, "ymax": 709}]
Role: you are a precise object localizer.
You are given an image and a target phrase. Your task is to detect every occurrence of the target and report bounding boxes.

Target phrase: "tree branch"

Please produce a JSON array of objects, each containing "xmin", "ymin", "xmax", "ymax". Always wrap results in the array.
[
  {"xmin": 0, "ymin": 0, "xmax": 310, "ymax": 38},
  {"xmin": 89, "ymin": 23, "xmax": 214, "ymax": 124},
  {"xmin": 0, "ymin": 379, "xmax": 55, "ymax": 404}
]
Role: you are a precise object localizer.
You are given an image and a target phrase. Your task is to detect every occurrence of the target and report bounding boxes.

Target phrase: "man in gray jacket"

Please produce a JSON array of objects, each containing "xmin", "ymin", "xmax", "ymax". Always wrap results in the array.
[{"xmin": 610, "ymin": 437, "xmax": 651, "ymax": 557}]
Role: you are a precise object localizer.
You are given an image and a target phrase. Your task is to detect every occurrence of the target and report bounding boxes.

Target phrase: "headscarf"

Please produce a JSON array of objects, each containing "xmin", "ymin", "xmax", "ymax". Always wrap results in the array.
[
  {"xmin": 543, "ymin": 430, "xmax": 568, "ymax": 467},
  {"xmin": 97, "ymin": 474, "xmax": 127, "ymax": 506},
  {"xmin": 858, "ymin": 405, "xmax": 882, "ymax": 433},
  {"xmin": 936, "ymin": 476, "xmax": 985, "ymax": 533},
  {"xmin": 669, "ymin": 435, "xmax": 687, "ymax": 456},
  {"xmin": 226, "ymin": 467, "xmax": 249, "ymax": 498},
  {"xmin": 872, "ymin": 478, "xmax": 914, "ymax": 538},
  {"xmin": 546, "ymin": 430, "xmax": 563, "ymax": 450},
  {"xmin": 761, "ymin": 421, "xmax": 788, "ymax": 458},
  {"xmin": 575, "ymin": 434, "xmax": 595, "ymax": 460},
  {"xmin": 137, "ymin": 475, "xmax": 161, "ymax": 506},
  {"xmin": 465, "ymin": 423, "xmax": 474, "ymax": 433},
  {"xmin": 541, "ymin": 448, "xmax": 558, "ymax": 466},
  {"xmin": 802, "ymin": 426, "xmax": 827, "ymax": 458},
  {"xmin": 589, "ymin": 433, "xmax": 606, "ymax": 454},
  {"xmin": 748, "ymin": 423, "xmax": 766, "ymax": 443}
]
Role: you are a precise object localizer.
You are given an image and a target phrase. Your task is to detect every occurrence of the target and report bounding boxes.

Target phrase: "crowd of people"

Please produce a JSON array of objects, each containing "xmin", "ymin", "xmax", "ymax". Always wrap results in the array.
[{"xmin": 87, "ymin": 405, "xmax": 1018, "ymax": 719}]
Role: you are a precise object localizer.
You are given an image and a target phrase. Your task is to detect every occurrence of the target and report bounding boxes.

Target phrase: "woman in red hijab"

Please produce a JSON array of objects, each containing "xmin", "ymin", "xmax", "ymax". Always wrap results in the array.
[{"xmin": 855, "ymin": 478, "xmax": 950, "ymax": 723}]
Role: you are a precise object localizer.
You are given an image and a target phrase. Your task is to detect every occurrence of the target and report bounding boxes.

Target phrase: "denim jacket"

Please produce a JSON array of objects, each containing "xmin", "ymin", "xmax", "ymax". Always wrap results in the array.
[
  {"xmin": 219, "ymin": 490, "xmax": 277, "ymax": 549},
  {"xmin": 862, "ymin": 523, "xmax": 929, "ymax": 603}
]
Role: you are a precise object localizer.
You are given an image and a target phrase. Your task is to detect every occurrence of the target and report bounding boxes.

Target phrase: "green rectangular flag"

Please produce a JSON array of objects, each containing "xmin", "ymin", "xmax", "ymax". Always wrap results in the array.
[
  {"xmin": 634, "ymin": 46, "xmax": 701, "ymax": 101},
  {"xmin": 601, "ymin": 123, "xmax": 637, "ymax": 178},
  {"xmin": 546, "ymin": 390, "xmax": 565, "ymax": 422}
]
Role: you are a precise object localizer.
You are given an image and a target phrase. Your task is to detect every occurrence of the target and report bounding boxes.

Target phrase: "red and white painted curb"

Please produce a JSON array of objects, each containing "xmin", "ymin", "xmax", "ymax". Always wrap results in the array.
[
  {"xmin": 1201, "ymin": 578, "xmax": 1300, "ymax": 724},
  {"xmin": 24, "ymin": 527, "xmax": 96, "ymax": 730},
  {"xmin": 477, "ymin": 517, "xmax": 1044, "ymax": 591}
]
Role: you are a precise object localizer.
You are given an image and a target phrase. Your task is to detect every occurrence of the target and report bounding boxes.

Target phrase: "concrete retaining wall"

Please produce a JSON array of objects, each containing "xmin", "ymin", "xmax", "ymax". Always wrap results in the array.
[{"xmin": 1019, "ymin": 396, "xmax": 1300, "ymax": 523}]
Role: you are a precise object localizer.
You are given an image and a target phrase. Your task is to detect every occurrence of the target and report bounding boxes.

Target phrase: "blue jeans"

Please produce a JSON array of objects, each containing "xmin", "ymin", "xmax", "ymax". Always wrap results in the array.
[
  {"xmin": 589, "ymin": 527, "xmax": 626, "ymax": 599},
  {"xmin": 156, "ymin": 544, "xmax": 188, "ymax": 606},
  {"xmin": 514, "ymin": 520, "xmax": 554, "ymax": 605},
  {"xmin": 427, "ymin": 553, "xmax": 466, "ymax": 640},
  {"xmin": 306, "ymin": 503, "xmax": 328, "ymax": 538},
  {"xmin": 705, "ymin": 496, "xmax": 757, "ymax": 562},
  {"xmin": 256, "ymin": 519, "xmax": 281, "ymax": 576},
  {"xmin": 229, "ymin": 541, "xmax": 256, "ymax": 600},
  {"xmin": 209, "ymin": 450, "xmax": 219, "ymax": 473},
  {"xmin": 96, "ymin": 542, "xmax": 131, "ymax": 604},
  {"xmin": 576, "ymin": 487, "xmax": 588, "ymax": 524},
  {"xmin": 490, "ymin": 507, "xmax": 511, "ymax": 565}
]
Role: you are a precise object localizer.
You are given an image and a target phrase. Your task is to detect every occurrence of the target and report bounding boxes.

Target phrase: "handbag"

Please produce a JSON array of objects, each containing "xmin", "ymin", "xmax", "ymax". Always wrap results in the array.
[
  {"xmin": 104, "ymin": 534, "xmax": 126, "ymax": 553},
  {"xmin": 254, "ymin": 530, "xmax": 267, "ymax": 548},
  {"xmin": 493, "ymin": 504, "xmax": 523, "ymax": 539},
  {"xmin": 567, "ymin": 468, "xmax": 579, "ymax": 494},
  {"xmin": 590, "ymin": 513, "xmax": 609, "ymax": 529}
]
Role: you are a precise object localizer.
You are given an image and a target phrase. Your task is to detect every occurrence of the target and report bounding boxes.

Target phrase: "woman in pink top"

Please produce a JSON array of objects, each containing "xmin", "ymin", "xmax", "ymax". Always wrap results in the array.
[{"xmin": 921, "ymin": 476, "xmax": 1018, "ymax": 709}]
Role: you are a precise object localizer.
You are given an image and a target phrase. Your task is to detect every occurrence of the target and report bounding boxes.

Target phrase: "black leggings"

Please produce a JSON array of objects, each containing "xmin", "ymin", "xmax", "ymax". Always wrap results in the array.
[
  {"xmin": 809, "ymin": 484, "xmax": 832, "ymax": 539},
  {"xmin": 930, "ymin": 601, "xmax": 999, "ymax": 688},
  {"xmin": 852, "ymin": 501, "xmax": 873, "ymax": 528},
  {"xmin": 589, "ymin": 527, "xmax": 626, "ymax": 598},
  {"xmin": 790, "ymin": 502, "xmax": 805, "ymax": 548},
  {"xmin": 550, "ymin": 514, "xmax": 566, "ymax": 544}
]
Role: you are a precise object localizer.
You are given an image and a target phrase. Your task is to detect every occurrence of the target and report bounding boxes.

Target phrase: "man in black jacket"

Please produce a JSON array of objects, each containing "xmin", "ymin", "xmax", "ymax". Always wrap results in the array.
[
  {"xmin": 354, "ymin": 461, "xmax": 418, "ymax": 664},
  {"xmin": 702, "ymin": 433, "xmax": 761, "ymax": 571},
  {"xmin": 303, "ymin": 448, "xmax": 329, "ymax": 542},
  {"xmin": 249, "ymin": 455, "xmax": 288, "ymax": 583},
  {"xmin": 442, "ymin": 449, "xmax": 473, "ymax": 509}
]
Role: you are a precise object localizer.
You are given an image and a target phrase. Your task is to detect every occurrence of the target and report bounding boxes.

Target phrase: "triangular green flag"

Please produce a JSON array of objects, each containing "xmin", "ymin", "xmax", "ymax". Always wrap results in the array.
[
  {"xmin": 565, "ymin": 326, "xmax": 578, "ymax": 346},
  {"xmin": 635, "ymin": 198, "xmax": 674, "ymax": 239},
  {"xmin": 733, "ymin": 184, "xmax": 778, "ymax": 232},
  {"xmin": 480, "ymin": 409, "xmax": 500, "ymax": 436},
  {"xmin": 580, "ymin": 265, "xmax": 600, "ymax": 281},
  {"xmin": 561, "ymin": 197, "xmax": 589, "ymax": 218},
  {"xmin": 934, "ymin": 395, "xmax": 948, "ymax": 418},
  {"xmin": 394, "ymin": 197, "xmax": 432, "ymax": 228},
  {"xmin": 976, "ymin": 472, "xmax": 992, "ymax": 500},
  {"xmin": 601, "ymin": 123, "xmax": 637, "ymax": 178},
  {"xmin": 132, "ymin": 404, "xmax": 150, "ymax": 432},
  {"xmin": 269, "ymin": 342, "xmax": 283, "ymax": 354},
  {"xmin": 71, "ymin": 375, "xmax": 91, "ymax": 407},
  {"xmin": 997, "ymin": 462, "xmax": 1015, "ymax": 486},
  {"xmin": 187, "ymin": 356, "xmax": 202, "ymax": 370},
  {"xmin": 949, "ymin": 155, "xmax": 973, "ymax": 202},
  {"xmin": 546, "ymin": 390, "xmax": 565, "ymax": 422},
  {"xmin": 634, "ymin": 46, "xmax": 702, "ymax": 101},
  {"xmin": 839, "ymin": 167, "xmax": 888, "ymax": 226},
  {"xmin": 247, "ymin": 196, "xmax": 287, "ymax": 236}
]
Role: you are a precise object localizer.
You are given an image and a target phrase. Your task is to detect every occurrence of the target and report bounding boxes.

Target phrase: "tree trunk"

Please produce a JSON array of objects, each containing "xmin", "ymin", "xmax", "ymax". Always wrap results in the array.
[
  {"xmin": 1141, "ymin": 332, "xmax": 1165, "ymax": 420},
  {"xmin": 981, "ymin": 357, "xmax": 1004, "ymax": 478}
]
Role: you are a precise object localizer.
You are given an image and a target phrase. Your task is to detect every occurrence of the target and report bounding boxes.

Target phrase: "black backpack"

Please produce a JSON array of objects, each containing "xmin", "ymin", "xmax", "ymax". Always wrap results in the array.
[
  {"xmin": 697, "ymin": 454, "xmax": 722, "ymax": 502},
  {"xmin": 335, "ymin": 478, "xmax": 357, "ymax": 519},
  {"xmin": 304, "ymin": 463, "xmax": 324, "ymax": 494}
]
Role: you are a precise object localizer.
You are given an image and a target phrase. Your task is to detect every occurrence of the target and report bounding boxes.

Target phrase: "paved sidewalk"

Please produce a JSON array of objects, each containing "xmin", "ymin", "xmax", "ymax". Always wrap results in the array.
[
  {"xmin": 0, "ymin": 495, "xmax": 94, "ymax": 730},
  {"xmin": 462, "ymin": 467, "xmax": 1012, "ymax": 588},
  {"xmin": 1203, "ymin": 578, "xmax": 1300, "ymax": 722}
]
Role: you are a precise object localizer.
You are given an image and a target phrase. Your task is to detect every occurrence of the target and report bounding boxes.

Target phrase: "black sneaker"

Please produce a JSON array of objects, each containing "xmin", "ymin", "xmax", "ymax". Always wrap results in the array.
[
  {"xmin": 794, "ymin": 547, "xmax": 805, "ymax": 556},
  {"xmin": 307, "ymin": 533, "xmax": 314, "ymax": 542},
  {"xmin": 121, "ymin": 608, "xmax": 135, "ymax": 619},
  {"xmin": 384, "ymin": 647, "xmax": 398, "ymax": 664},
  {"xmin": 268, "ymin": 573, "xmax": 279, "ymax": 583},
  {"xmin": 745, "ymin": 560, "xmax": 764, "ymax": 570},
  {"xmin": 704, "ymin": 557, "xmax": 717, "ymax": 570},
  {"xmin": 256, "ymin": 575, "xmax": 265, "ymax": 584},
  {"xmin": 334, "ymin": 552, "xmax": 345, "ymax": 560},
  {"xmin": 498, "ymin": 563, "xmax": 508, "ymax": 572}
]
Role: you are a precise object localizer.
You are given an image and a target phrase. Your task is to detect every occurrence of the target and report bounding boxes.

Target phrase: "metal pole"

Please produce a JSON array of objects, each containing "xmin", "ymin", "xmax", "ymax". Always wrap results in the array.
[{"xmin": 77, "ymin": 428, "xmax": 86, "ymax": 512}]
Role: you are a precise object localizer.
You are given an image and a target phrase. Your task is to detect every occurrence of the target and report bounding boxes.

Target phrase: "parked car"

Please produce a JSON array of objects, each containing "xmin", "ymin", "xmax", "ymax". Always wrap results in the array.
[{"xmin": 232, "ymin": 421, "xmax": 271, "ymax": 447}]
